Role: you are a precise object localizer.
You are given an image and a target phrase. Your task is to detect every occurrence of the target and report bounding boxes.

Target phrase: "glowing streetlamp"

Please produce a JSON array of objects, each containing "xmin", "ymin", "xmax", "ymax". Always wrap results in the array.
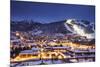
[
  {"xmin": 16, "ymin": 32, "xmax": 20, "ymax": 36},
  {"xmin": 20, "ymin": 36, "xmax": 24, "ymax": 40}
]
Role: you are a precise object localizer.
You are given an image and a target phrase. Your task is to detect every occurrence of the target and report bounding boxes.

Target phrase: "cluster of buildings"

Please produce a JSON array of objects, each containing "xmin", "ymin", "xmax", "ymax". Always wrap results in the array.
[{"xmin": 10, "ymin": 31, "xmax": 95, "ymax": 66}]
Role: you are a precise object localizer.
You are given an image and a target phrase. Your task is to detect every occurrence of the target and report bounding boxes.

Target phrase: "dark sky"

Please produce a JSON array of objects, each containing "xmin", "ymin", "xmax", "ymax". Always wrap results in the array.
[{"xmin": 11, "ymin": 1, "xmax": 95, "ymax": 23}]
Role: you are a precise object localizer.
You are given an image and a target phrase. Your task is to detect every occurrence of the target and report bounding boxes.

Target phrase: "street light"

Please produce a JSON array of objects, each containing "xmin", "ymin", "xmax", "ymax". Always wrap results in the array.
[{"xmin": 16, "ymin": 32, "xmax": 20, "ymax": 36}]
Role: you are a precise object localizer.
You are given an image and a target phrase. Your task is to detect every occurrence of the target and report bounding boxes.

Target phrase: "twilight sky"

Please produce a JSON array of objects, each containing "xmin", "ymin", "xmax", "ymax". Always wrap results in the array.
[{"xmin": 11, "ymin": 1, "xmax": 95, "ymax": 23}]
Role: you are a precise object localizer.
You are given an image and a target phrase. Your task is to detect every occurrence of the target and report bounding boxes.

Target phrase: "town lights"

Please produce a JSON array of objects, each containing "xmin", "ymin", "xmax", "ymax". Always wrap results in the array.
[
  {"xmin": 16, "ymin": 32, "xmax": 20, "ymax": 36},
  {"xmin": 20, "ymin": 36, "xmax": 24, "ymax": 40}
]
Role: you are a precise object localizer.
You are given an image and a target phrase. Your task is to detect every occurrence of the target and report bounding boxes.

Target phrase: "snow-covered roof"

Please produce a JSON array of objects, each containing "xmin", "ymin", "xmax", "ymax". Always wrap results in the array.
[
  {"xmin": 31, "ymin": 47, "xmax": 40, "ymax": 51},
  {"xmin": 73, "ymin": 49, "xmax": 95, "ymax": 53},
  {"xmin": 20, "ymin": 50, "xmax": 33, "ymax": 54}
]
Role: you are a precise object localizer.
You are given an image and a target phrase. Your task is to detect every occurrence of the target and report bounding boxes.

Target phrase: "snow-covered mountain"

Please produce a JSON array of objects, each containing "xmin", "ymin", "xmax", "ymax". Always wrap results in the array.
[
  {"xmin": 11, "ymin": 20, "xmax": 71, "ymax": 34},
  {"xmin": 64, "ymin": 19, "xmax": 95, "ymax": 39},
  {"xmin": 11, "ymin": 19, "xmax": 95, "ymax": 39}
]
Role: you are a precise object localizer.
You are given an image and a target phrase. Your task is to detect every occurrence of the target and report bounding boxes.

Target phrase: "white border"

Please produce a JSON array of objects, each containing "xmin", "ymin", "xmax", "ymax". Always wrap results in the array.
[
  {"xmin": 0, "ymin": 0, "xmax": 99, "ymax": 67},
  {"xmin": 16, "ymin": 0, "xmax": 95, "ymax": 5},
  {"xmin": 0, "ymin": 0, "xmax": 10, "ymax": 67}
]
